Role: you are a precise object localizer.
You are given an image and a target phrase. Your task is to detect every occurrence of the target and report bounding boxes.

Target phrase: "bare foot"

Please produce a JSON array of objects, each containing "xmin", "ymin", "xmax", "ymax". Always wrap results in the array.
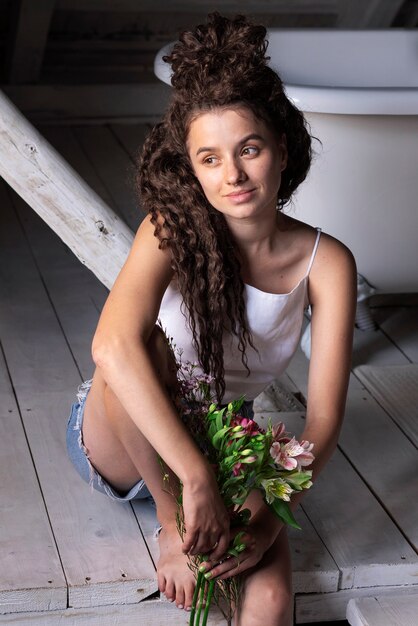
[{"xmin": 157, "ymin": 525, "xmax": 196, "ymax": 610}]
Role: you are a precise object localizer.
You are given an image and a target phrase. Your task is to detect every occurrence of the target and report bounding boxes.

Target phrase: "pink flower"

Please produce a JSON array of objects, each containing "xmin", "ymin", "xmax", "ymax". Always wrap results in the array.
[
  {"xmin": 232, "ymin": 462, "xmax": 243, "ymax": 476},
  {"xmin": 231, "ymin": 416, "xmax": 260, "ymax": 436},
  {"xmin": 272, "ymin": 422, "xmax": 289, "ymax": 442},
  {"xmin": 270, "ymin": 437, "xmax": 314, "ymax": 471}
]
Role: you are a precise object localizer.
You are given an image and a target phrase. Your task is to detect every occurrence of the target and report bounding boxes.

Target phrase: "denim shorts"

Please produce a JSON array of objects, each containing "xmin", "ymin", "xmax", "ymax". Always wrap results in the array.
[
  {"xmin": 66, "ymin": 380, "xmax": 254, "ymax": 502},
  {"xmin": 66, "ymin": 380, "xmax": 152, "ymax": 501}
]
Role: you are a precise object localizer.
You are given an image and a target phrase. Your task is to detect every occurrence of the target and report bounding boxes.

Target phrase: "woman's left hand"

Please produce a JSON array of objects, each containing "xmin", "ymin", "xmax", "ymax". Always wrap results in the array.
[{"xmin": 199, "ymin": 523, "xmax": 271, "ymax": 581}]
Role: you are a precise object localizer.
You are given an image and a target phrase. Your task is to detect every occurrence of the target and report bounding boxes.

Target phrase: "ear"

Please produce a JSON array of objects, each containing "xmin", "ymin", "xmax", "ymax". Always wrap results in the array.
[{"xmin": 278, "ymin": 133, "xmax": 288, "ymax": 172}]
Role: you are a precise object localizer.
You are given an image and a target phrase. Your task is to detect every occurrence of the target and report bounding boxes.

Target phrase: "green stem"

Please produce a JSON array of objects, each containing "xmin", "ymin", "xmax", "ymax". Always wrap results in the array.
[
  {"xmin": 195, "ymin": 575, "xmax": 207, "ymax": 626},
  {"xmin": 189, "ymin": 570, "xmax": 203, "ymax": 626},
  {"xmin": 201, "ymin": 579, "xmax": 215, "ymax": 626}
]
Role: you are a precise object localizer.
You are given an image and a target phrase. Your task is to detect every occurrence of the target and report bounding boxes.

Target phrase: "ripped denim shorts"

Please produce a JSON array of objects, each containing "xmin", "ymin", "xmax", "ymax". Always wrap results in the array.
[
  {"xmin": 66, "ymin": 379, "xmax": 254, "ymax": 503},
  {"xmin": 66, "ymin": 380, "xmax": 152, "ymax": 501}
]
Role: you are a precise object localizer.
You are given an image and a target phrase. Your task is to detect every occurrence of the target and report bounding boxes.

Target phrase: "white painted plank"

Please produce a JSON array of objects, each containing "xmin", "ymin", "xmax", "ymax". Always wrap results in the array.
[
  {"xmin": 0, "ymin": 89, "xmax": 133, "ymax": 290},
  {"xmin": 337, "ymin": 0, "xmax": 404, "ymax": 27},
  {"xmin": 41, "ymin": 125, "xmax": 115, "ymax": 208},
  {"xmin": 353, "ymin": 363, "xmax": 418, "ymax": 449},
  {"xmin": 73, "ymin": 126, "xmax": 144, "ymax": 231},
  {"xmin": 374, "ymin": 306, "xmax": 418, "ymax": 364},
  {"xmin": 346, "ymin": 592, "xmax": 418, "ymax": 626},
  {"xmin": 352, "ymin": 324, "xmax": 410, "ymax": 369},
  {"xmin": 290, "ymin": 508, "xmax": 339, "ymax": 594},
  {"xmin": 281, "ymin": 383, "xmax": 418, "ymax": 590},
  {"xmin": 0, "ymin": 181, "xmax": 157, "ymax": 609},
  {"xmin": 342, "ymin": 370, "xmax": 418, "ymax": 549},
  {"xmin": 55, "ymin": 0, "xmax": 337, "ymax": 15},
  {"xmin": 0, "ymin": 598, "xmax": 226, "ymax": 625},
  {"xmin": 5, "ymin": 0, "xmax": 55, "ymax": 83},
  {"xmin": 20, "ymin": 124, "xmax": 110, "ymax": 379},
  {"xmin": 0, "ymin": 351, "xmax": 66, "ymax": 614},
  {"xmin": 110, "ymin": 123, "xmax": 150, "ymax": 164},
  {"xmin": 132, "ymin": 499, "xmax": 160, "ymax": 567},
  {"xmin": 3, "ymin": 83, "xmax": 171, "ymax": 124},
  {"xmin": 296, "ymin": 584, "xmax": 418, "ymax": 624}
]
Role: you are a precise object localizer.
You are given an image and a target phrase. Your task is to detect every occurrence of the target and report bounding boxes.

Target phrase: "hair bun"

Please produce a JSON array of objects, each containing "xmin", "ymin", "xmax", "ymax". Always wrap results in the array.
[{"xmin": 164, "ymin": 13, "xmax": 269, "ymax": 93}]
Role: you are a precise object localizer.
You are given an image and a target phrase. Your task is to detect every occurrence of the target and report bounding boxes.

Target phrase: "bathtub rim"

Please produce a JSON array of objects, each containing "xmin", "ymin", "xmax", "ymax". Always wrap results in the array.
[{"xmin": 154, "ymin": 39, "xmax": 418, "ymax": 116}]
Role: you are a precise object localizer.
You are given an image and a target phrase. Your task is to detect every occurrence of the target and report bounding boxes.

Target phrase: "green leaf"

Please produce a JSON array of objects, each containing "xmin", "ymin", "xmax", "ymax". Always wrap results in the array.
[
  {"xmin": 211, "ymin": 426, "xmax": 230, "ymax": 450},
  {"xmin": 269, "ymin": 499, "xmax": 301, "ymax": 530},
  {"xmin": 215, "ymin": 407, "xmax": 226, "ymax": 432}
]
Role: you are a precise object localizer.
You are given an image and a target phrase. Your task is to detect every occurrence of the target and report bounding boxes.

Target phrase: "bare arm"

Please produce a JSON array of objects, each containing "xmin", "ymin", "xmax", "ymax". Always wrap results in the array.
[
  {"xmin": 91, "ymin": 216, "xmax": 229, "ymax": 556},
  {"xmin": 205, "ymin": 234, "xmax": 357, "ymax": 577},
  {"xmin": 254, "ymin": 234, "xmax": 357, "ymax": 538}
]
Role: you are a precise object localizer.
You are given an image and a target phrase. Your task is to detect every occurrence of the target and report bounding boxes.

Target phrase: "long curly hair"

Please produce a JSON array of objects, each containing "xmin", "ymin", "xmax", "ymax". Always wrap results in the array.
[{"xmin": 137, "ymin": 13, "xmax": 312, "ymax": 400}]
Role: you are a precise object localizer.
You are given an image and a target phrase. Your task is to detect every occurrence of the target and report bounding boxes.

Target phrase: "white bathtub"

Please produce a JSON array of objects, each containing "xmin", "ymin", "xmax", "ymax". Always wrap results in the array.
[{"xmin": 155, "ymin": 31, "xmax": 418, "ymax": 293}]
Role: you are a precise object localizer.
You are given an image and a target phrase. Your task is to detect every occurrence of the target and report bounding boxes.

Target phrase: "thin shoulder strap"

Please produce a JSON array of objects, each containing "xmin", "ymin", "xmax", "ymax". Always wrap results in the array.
[{"xmin": 306, "ymin": 228, "xmax": 322, "ymax": 276}]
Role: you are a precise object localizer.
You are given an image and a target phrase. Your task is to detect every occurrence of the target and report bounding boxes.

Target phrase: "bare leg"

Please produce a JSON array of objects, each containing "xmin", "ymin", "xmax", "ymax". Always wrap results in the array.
[
  {"xmin": 235, "ymin": 492, "xmax": 293, "ymax": 626},
  {"xmin": 81, "ymin": 327, "xmax": 195, "ymax": 611},
  {"xmin": 235, "ymin": 530, "xmax": 293, "ymax": 626}
]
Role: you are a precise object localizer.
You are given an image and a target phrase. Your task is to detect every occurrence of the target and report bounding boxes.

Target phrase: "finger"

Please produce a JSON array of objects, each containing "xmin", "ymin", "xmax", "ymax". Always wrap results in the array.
[
  {"xmin": 182, "ymin": 529, "xmax": 198, "ymax": 554},
  {"xmin": 189, "ymin": 533, "xmax": 219, "ymax": 556},
  {"xmin": 204, "ymin": 554, "xmax": 248, "ymax": 581},
  {"xmin": 210, "ymin": 533, "xmax": 230, "ymax": 562}
]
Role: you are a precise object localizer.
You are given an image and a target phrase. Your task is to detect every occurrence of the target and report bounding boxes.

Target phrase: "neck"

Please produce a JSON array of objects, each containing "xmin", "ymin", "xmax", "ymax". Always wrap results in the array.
[{"xmin": 226, "ymin": 209, "xmax": 286, "ymax": 257}]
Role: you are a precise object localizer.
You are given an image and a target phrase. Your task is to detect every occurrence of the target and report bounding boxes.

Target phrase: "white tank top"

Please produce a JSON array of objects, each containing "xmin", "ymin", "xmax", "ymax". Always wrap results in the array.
[{"xmin": 159, "ymin": 228, "xmax": 322, "ymax": 402}]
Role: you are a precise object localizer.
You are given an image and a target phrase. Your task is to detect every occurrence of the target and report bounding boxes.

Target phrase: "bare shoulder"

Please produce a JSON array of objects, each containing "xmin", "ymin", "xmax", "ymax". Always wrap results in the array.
[
  {"xmin": 313, "ymin": 231, "xmax": 356, "ymax": 278},
  {"xmin": 309, "ymin": 231, "xmax": 357, "ymax": 306},
  {"xmin": 110, "ymin": 214, "xmax": 174, "ymax": 301}
]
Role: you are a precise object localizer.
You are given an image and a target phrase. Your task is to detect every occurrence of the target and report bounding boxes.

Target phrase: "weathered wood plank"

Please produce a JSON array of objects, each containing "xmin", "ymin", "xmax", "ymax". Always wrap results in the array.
[
  {"xmin": 0, "ymin": 180, "xmax": 157, "ymax": 610},
  {"xmin": 0, "ymin": 89, "xmax": 133, "ymax": 290},
  {"xmin": 0, "ymin": 598, "xmax": 226, "ymax": 625},
  {"xmin": 0, "ymin": 348, "xmax": 66, "ymax": 614},
  {"xmin": 337, "ymin": 0, "xmax": 404, "ymax": 27},
  {"xmin": 342, "ymin": 370, "xmax": 418, "ymax": 548},
  {"xmin": 374, "ymin": 306, "xmax": 418, "ymax": 364},
  {"xmin": 3, "ymin": 84, "xmax": 171, "ymax": 124},
  {"xmin": 283, "ymin": 358, "xmax": 418, "ymax": 590},
  {"xmin": 110, "ymin": 123, "xmax": 150, "ymax": 164},
  {"xmin": 73, "ymin": 125, "xmax": 144, "ymax": 231},
  {"xmin": 352, "ymin": 324, "xmax": 410, "ymax": 369},
  {"xmin": 55, "ymin": 0, "xmax": 337, "ymax": 15},
  {"xmin": 346, "ymin": 592, "xmax": 418, "ymax": 626},
  {"xmin": 5, "ymin": 0, "xmax": 56, "ymax": 84},
  {"xmin": 297, "ymin": 584, "xmax": 418, "ymax": 624},
  {"xmin": 353, "ymin": 364, "xmax": 418, "ymax": 450}
]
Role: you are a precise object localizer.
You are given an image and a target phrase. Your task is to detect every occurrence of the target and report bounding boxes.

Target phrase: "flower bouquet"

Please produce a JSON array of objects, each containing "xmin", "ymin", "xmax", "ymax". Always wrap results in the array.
[{"xmin": 170, "ymin": 359, "xmax": 315, "ymax": 626}]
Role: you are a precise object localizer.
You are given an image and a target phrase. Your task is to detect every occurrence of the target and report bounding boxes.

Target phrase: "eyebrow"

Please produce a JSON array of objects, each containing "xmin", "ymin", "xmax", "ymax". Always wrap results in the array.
[{"xmin": 195, "ymin": 133, "xmax": 265, "ymax": 156}]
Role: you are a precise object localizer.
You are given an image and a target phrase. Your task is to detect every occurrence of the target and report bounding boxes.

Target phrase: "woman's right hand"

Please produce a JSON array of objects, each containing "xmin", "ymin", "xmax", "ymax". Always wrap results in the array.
[{"xmin": 181, "ymin": 469, "xmax": 230, "ymax": 562}]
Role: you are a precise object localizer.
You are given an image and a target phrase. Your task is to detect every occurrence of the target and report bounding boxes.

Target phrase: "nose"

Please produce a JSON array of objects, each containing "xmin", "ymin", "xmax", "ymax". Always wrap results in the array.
[{"xmin": 225, "ymin": 158, "xmax": 246, "ymax": 185}]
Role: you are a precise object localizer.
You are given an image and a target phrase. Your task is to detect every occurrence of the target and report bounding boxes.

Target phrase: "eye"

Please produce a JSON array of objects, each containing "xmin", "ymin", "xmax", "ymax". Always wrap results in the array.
[
  {"xmin": 202, "ymin": 155, "xmax": 219, "ymax": 165},
  {"xmin": 241, "ymin": 145, "xmax": 259, "ymax": 157}
]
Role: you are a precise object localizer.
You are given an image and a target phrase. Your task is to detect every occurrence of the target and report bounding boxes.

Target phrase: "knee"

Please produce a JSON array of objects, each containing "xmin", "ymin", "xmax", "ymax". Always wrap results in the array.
[
  {"xmin": 242, "ymin": 581, "xmax": 293, "ymax": 626},
  {"xmin": 264, "ymin": 582, "xmax": 293, "ymax": 625}
]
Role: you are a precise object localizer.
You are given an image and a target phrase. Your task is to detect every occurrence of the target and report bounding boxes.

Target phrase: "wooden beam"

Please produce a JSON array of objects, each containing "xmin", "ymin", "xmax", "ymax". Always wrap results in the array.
[
  {"xmin": 5, "ymin": 0, "xmax": 56, "ymax": 84},
  {"xmin": 55, "ymin": 0, "xmax": 337, "ymax": 16},
  {"xmin": 337, "ymin": 0, "xmax": 405, "ymax": 27},
  {"xmin": 2, "ymin": 83, "xmax": 170, "ymax": 124},
  {"xmin": 0, "ymin": 89, "xmax": 133, "ymax": 289}
]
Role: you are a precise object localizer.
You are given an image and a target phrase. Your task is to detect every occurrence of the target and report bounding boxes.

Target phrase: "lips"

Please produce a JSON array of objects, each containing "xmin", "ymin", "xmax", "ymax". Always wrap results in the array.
[
  {"xmin": 224, "ymin": 188, "xmax": 256, "ymax": 203},
  {"xmin": 225, "ymin": 188, "xmax": 255, "ymax": 197}
]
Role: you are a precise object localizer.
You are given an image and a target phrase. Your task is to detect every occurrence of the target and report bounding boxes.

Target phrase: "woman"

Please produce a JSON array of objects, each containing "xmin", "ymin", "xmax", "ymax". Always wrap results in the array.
[{"xmin": 67, "ymin": 13, "xmax": 356, "ymax": 625}]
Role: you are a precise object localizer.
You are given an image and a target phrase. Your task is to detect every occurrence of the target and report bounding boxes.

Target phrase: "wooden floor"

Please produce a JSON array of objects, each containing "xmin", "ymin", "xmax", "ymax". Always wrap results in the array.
[{"xmin": 1, "ymin": 123, "xmax": 417, "ymax": 625}]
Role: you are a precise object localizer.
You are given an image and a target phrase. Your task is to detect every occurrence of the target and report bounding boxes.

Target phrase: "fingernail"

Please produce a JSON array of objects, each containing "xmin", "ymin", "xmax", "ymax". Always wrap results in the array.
[
  {"xmin": 177, "ymin": 604, "xmax": 183, "ymax": 609},
  {"xmin": 198, "ymin": 564, "xmax": 206, "ymax": 573},
  {"xmin": 204, "ymin": 572, "xmax": 212, "ymax": 580}
]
